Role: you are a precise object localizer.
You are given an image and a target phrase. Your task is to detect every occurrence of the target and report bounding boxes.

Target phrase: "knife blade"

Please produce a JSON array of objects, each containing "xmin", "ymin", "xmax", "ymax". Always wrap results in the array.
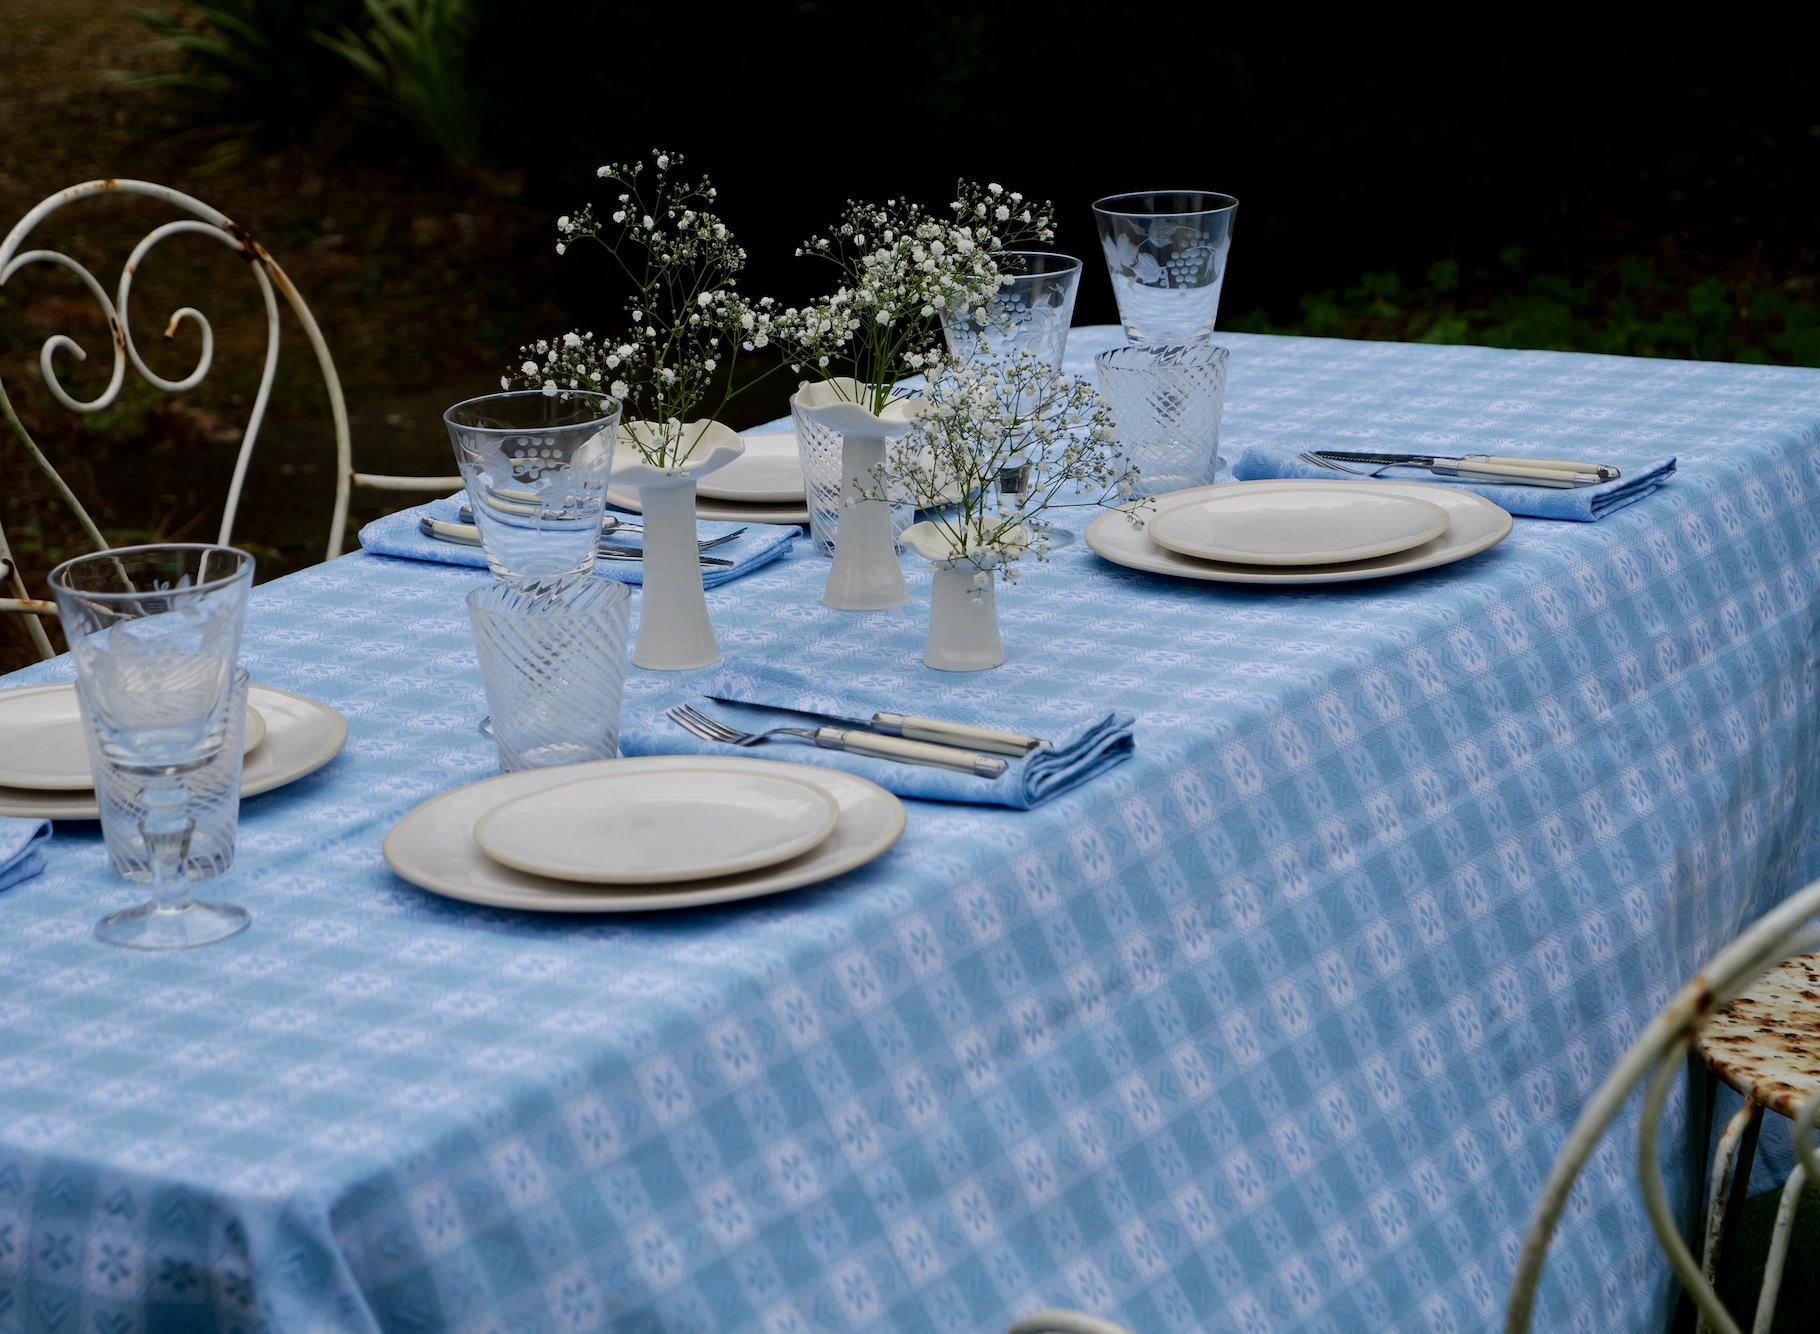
[{"xmin": 705, "ymin": 695, "xmax": 1048, "ymax": 757}]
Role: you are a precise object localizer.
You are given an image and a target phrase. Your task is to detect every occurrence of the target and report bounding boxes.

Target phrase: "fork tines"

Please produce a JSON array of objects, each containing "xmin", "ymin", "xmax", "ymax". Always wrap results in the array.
[{"xmin": 665, "ymin": 704, "xmax": 742, "ymax": 745}]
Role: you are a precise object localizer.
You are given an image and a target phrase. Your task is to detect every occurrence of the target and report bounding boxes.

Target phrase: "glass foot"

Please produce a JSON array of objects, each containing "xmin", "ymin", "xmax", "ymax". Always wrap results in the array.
[
  {"xmin": 479, "ymin": 714, "xmax": 493, "ymax": 737},
  {"xmin": 95, "ymin": 899, "xmax": 251, "ymax": 950}
]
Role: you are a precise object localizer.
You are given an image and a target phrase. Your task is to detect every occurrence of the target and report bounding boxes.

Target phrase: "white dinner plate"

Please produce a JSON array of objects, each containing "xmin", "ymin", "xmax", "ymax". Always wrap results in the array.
[
  {"xmin": 0, "ymin": 684, "xmax": 266, "ymax": 790},
  {"xmin": 474, "ymin": 768, "xmax": 840, "ymax": 884},
  {"xmin": 384, "ymin": 755, "xmax": 905, "ymax": 912},
  {"xmin": 1147, "ymin": 484, "xmax": 1450, "ymax": 566},
  {"xmin": 605, "ymin": 485, "xmax": 811, "ymax": 525},
  {"xmin": 0, "ymin": 684, "xmax": 348, "ymax": 819},
  {"xmin": 696, "ymin": 432, "xmax": 807, "ymax": 504},
  {"xmin": 1087, "ymin": 479, "xmax": 1512, "ymax": 584}
]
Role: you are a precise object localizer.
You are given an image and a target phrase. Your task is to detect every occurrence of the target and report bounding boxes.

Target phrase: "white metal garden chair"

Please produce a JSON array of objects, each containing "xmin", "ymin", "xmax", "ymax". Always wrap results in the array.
[
  {"xmin": 1506, "ymin": 875, "xmax": 1820, "ymax": 1334},
  {"xmin": 0, "ymin": 179, "xmax": 461, "ymax": 658}
]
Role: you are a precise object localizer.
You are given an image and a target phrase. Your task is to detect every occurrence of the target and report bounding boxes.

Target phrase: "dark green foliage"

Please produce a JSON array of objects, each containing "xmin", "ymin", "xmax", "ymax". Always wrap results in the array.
[
  {"xmin": 136, "ymin": 0, "xmax": 365, "ymax": 159},
  {"xmin": 1229, "ymin": 250, "xmax": 1820, "ymax": 369}
]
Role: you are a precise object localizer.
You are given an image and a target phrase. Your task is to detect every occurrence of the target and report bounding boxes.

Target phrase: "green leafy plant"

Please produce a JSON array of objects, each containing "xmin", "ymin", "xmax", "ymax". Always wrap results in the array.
[
  {"xmin": 317, "ymin": 0, "xmax": 479, "ymax": 171},
  {"xmin": 1230, "ymin": 249, "xmax": 1820, "ymax": 368},
  {"xmin": 132, "ymin": 0, "xmax": 363, "ymax": 163}
]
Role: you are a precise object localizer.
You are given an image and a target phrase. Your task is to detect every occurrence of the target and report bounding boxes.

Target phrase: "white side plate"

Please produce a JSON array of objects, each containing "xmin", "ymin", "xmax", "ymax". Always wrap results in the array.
[
  {"xmin": 1087, "ymin": 479, "xmax": 1512, "ymax": 584},
  {"xmin": 696, "ymin": 432, "xmax": 807, "ymax": 504},
  {"xmin": 1147, "ymin": 484, "xmax": 1450, "ymax": 565},
  {"xmin": 384, "ymin": 756, "xmax": 905, "ymax": 912},
  {"xmin": 0, "ymin": 684, "xmax": 266, "ymax": 790},
  {"xmin": 474, "ymin": 768, "xmax": 840, "ymax": 884},
  {"xmin": 0, "ymin": 684, "xmax": 347, "ymax": 819},
  {"xmin": 605, "ymin": 485, "xmax": 811, "ymax": 525}
]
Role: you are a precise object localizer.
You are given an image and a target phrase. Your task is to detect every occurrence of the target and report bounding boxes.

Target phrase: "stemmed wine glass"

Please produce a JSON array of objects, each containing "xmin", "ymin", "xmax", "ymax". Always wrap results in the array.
[{"xmin": 49, "ymin": 544, "xmax": 255, "ymax": 949}]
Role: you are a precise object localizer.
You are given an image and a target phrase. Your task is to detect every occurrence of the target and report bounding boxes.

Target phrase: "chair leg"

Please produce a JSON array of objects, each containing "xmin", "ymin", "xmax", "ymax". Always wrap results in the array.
[
  {"xmin": 1749, "ymin": 1160, "xmax": 1809, "ymax": 1334},
  {"xmin": 1696, "ymin": 1100, "xmax": 1763, "ymax": 1334},
  {"xmin": 1672, "ymin": 1058, "xmax": 1721, "ymax": 1334}
]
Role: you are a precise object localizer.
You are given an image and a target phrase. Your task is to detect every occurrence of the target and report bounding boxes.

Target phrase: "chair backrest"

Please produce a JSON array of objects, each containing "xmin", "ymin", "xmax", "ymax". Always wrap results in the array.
[
  {"xmin": 0, "ymin": 180, "xmax": 355, "ymax": 565},
  {"xmin": 1505, "ymin": 875, "xmax": 1820, "ymax": 1334}
]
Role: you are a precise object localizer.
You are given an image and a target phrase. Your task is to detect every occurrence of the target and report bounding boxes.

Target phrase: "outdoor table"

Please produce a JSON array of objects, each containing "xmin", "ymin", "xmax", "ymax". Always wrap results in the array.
[{"xmin": 2, "ymin": 329, "xmax": 1818, "ymax": 1334}]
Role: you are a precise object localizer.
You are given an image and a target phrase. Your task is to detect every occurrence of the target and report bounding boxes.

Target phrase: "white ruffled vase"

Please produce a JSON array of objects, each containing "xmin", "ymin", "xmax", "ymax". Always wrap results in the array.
[
  {"xmin": 613, "ymin": 420, "xmax": 744, "ymax": 670},
  {"xmin": 901, "ymin": 520, "xmax": 1020, "ymax": 672},
  {"xmin": 790, "ymin": 378, "xmax": 922, "ymax": 611}
]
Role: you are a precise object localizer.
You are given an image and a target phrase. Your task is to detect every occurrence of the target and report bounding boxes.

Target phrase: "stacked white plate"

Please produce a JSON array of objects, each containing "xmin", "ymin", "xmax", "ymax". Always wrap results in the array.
[
  {"xmin": 0, "ymin": 682, "xmax": 349, "ymax": 820},
  {"xmin": 385, "ymin": 755, "xmax": 906, "ymax": 912},
  {"xmin": 1086, "ymin": 479, "xmax": 1513, "ymax": 584},
  {"xmin": 607, "ymin": 431, "xmax": 810, "ymax": 524}
]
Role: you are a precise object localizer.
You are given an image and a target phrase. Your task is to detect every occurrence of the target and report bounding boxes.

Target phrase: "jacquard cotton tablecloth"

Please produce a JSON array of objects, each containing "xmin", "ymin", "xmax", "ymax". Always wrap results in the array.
[{"xmin": 2, "ymin": 330, "xmax": 1818, "ymax": 1334}]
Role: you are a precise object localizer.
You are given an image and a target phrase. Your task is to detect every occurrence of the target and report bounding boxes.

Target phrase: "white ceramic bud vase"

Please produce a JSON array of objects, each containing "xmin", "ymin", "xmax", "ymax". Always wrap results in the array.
[
  {"xmin": 901, "ymin": 520, "xmax": 1021, "ymax": 672},
  {"xmin": 613, "ymin": 420, "xmax": 744, "ymax": 670},
  {"xmin": 790, "ymin": 379, "xmax": 922, "ymax": 611}
]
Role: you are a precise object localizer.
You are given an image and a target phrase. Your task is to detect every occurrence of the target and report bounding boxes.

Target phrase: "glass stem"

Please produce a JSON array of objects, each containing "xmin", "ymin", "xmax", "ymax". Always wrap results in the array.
[{"xmin": 138, "ymin": 776, "xmax": 195, "ymax": 911}]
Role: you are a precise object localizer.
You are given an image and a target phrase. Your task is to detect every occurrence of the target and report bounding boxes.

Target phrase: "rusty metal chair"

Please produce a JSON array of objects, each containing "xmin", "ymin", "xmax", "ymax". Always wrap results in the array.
[
  {"xmin": 1506, "ymin": 876, "xmax": 1820, "ymax": 1334},
  {"xmin": 0, "ymin": 179, "xmax": 460, "ymax": 658}
]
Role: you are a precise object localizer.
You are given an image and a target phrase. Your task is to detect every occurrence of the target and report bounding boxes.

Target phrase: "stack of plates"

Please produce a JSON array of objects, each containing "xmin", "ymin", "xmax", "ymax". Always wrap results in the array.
[
  {"xmin": 0, "ymin": 683, "xmax": 349, "ymax": 820},
  {"xmin": 385, "ymin": 755, "xmax": 905, "ymax": 912},
  {"xmin": 1086, "ymin": 479, "xmax": 1513, "ymax": 584},
  {"xmin": 607, "ymin": 431, "xmax": 810, "ymax": 524}
]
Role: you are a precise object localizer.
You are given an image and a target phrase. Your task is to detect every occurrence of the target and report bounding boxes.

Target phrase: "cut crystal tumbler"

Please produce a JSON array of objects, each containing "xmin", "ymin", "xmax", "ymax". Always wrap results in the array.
[
  {"xmin": 467, "ymin": 574, "xmax": 632, "ymax": 772},
  {"xmin": 1093, "ymin": 191, "xmax": 1239, "ymax": 345},
  {"xmin": 1095, "ymin": 343, "xmax": 1230, "ymax": 495},
  {"xmin": 445, "ymin": 390, "xmax": 622, "ymax": 587},
  {"xmin": 941, "ymin": 251, "xmax": 1083, "ymax": 372}
]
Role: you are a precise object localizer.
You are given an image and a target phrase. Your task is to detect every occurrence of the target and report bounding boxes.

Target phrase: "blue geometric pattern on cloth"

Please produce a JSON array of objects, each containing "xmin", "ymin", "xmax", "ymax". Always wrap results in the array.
[
  {"xmin": 0, "ymin": 817, "xmax": 49, "ymax": 892},
  {"xmin": 0, "ymin": 329, "xmax": 1817, "ymax": 1334},
  {"xmin": 1227, "ymin": 444, "xmax": 1678, "ymax": 521},
  {"xmin": 357, "ymin": 494, "xmax": 801, "ymax": 589}
]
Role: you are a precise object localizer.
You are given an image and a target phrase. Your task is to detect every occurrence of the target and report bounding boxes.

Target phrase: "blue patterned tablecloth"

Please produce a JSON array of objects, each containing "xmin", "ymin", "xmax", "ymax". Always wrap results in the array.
[{"xmin": 2, "ymin": 330, "xmax": 1818, "ymax": 1334}]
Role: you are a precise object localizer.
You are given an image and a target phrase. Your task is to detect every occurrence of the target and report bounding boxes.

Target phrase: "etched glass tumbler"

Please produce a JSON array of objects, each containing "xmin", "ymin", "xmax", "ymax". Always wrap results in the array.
[
  {"xmin": 1095, "ymin": 344, "xmax": 1230, "ymax": 495},
  {"xmin": 444, "ymin": 390, "xmax": 623, "ymax": 587},
  {"xmin": 1093, "ymin": 192, "xmax": 1239, "ymax": 345},
  {"xmin": 941, "ymin": 251, "xmax": 1083, "ymax": 372},
  {"xmin": 468, "ymin": 575, "xmax": 633, "ymax": 772},
  {"xmin": 49, "ymin": 544, "xmax": 254, "ymax": 949}
]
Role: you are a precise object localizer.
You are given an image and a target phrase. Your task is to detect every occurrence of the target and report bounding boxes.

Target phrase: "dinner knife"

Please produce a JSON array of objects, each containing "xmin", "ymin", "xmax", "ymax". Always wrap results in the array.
[
  {"xmin": 705, "ymin": 694, "xmax": 1048, "ymax": 757},
  {"xmin": 1312, "ymin": 451, "xmax": 1617, "ymax": 486},
  {"xmin": 811, "ymin": 727, "xmax": 1010, "ymax": 779}
]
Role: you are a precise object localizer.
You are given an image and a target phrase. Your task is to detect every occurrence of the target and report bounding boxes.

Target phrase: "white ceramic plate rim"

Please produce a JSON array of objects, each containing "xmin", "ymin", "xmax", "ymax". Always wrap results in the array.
[
  {"xmin": 473, "ymin": 768, "xmax": 841, "ymax": 884},
  {"xmin": 605, "ymin": 485, "xmax": 811, "ymax": 524},
  {"xmin": 1086, "ymin": 479, "xmax": 1513, "ymax": 584},
  {"xmin": 383, "ymin": 755, "xmax": 905, "ymax": 912},
  {"xmin": 0, "ymin": 683, "xmax": 347, "ymax": 819},
  {"xmin": 1147, "ymin": 484, "xmax": 1451, "ymax": 565},
  {"xmin": 696, "ymin": 432, "xmax": 807, "ymax": 504},
  {"xmin": 0, "ymin": 684, "xmax": 267, "ymax": 789}
]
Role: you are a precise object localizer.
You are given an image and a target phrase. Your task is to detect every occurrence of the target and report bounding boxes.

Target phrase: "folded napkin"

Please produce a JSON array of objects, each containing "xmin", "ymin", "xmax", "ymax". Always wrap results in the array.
[
  {"xmin": 1230, "ymin": 446, "xmax": 1677, "ymax": 521},
  {"xmin": 357, "ymin": 494, "xmax": 799, "ymax": 589},
  {"xmin": 0, "ymin": 817, "xmax": 50, "ymax": 892},
  {"xmin": 617, "ymin": 669, "xmax": 1134, "ymax": 809}
]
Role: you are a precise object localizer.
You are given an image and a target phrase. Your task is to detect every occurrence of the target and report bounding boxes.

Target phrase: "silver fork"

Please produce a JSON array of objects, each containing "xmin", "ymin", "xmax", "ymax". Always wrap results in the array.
[
  {"xmin": 665, "ymin": 704, "xmax": 1009, "ymax": 779},
  {"xmin": 1297, "ymin": 451, "xmax": 1394, "ymax": 477}
]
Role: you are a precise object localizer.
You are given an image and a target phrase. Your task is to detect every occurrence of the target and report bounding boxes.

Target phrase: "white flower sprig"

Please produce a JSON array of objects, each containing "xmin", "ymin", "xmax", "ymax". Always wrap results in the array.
[
  {"xmin": 503, "ymin": 151, "xmax": 783, "ymax": 470},
  {"xmin": 770, "ymin": 182, "xmax": 1055, "ymax": 417},
  {"xmin": 863, "ymin": 350, "xmax": 1143, "ymax": 595}
]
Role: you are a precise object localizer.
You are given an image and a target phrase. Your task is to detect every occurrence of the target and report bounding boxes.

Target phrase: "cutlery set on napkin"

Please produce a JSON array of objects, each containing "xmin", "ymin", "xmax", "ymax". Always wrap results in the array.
[{"xmin": 1233, "ymin": 445, "xmax": 1677, "ymax": 521}]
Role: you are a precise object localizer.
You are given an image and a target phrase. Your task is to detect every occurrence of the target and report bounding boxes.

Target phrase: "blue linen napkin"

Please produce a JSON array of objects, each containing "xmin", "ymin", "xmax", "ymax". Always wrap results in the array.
[
  {"xmin": 0, "ymin": 817, "xmax": 50, "ymax": 892},
  {"xmin": 1230, "ymin": 445, "xmax": 1677, "ymax": 520},
  {"xmin": 617, "ymin": 668, "xmax": 1135, "ymax": 810},
  {"xmin": 356, "ymin": 494, "xmax": 799, "ymax": 589}
]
